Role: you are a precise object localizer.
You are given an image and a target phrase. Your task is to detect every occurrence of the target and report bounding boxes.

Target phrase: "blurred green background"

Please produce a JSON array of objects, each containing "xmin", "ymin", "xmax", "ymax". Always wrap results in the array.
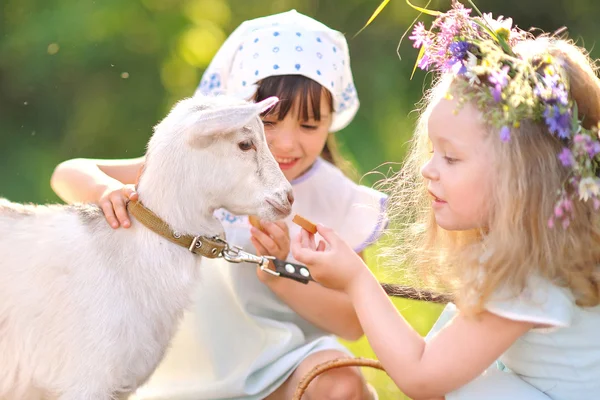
[{"xmin": 2, "ymin": 0, "xmax": 599, "ymax": 398}]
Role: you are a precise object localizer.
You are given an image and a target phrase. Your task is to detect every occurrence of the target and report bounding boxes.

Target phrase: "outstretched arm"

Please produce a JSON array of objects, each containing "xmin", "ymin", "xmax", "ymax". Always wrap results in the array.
[
  {"xmin": 292, "ymin": 226, "xmax": 533, "ymax": 399},
  {"xmin": 346, "ymin": 270, "xmax": 532, "ymax": 398}
]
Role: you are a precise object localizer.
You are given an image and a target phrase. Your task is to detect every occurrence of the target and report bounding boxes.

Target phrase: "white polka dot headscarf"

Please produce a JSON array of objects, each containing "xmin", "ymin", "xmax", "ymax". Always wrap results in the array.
[{"xmin": 196, "ymin": 9, "xmax": 359, "ymax": 132}]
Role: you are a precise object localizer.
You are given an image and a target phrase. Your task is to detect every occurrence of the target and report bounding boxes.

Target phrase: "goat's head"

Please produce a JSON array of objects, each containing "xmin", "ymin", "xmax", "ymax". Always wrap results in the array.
[{"xmin": 143, "ymin": 95, "xmax": 293, "ymax": 226}]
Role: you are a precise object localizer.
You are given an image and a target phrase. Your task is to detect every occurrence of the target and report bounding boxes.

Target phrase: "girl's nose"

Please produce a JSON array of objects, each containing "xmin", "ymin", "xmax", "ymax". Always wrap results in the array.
[
  {"xmin": 420, "ymin": 159, "xmax": 439, "ymax": 181},
  {"xmin": 271, "ymin": 129, "xmax": 296, "ymax": 152}
]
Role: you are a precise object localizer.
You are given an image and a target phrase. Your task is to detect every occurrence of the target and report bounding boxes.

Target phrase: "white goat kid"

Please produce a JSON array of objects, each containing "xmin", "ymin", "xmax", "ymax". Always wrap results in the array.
[{"xmin": 0, "ymin": 95, "xmax": 293, "ymax": 400}]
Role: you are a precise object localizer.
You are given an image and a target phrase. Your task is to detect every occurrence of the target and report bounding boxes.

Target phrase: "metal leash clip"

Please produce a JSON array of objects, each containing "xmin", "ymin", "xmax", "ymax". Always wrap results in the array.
[
  {"xmin": 220, "ymin": 241, "xmax": 315, "ymax": 284},
  {"xmin": 221, "ymin": 244, "xmax": 280, "ymax": 277}
]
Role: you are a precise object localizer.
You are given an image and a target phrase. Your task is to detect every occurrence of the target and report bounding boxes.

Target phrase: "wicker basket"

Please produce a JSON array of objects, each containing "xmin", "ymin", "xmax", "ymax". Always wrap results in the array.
[{"xmin": 292, "ymin": 357, "xmax": 385, "ymax": 400}]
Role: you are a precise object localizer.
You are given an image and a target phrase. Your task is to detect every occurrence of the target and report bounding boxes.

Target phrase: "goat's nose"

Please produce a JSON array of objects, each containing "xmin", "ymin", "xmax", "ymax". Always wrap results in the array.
[{"xmin": 286, "ymin": 190, "xmax": 295, "ymax": 206}]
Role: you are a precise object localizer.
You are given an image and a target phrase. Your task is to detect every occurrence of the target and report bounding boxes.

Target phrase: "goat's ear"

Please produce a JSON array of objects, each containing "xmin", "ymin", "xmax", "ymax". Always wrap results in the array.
[
  {"xmin": 255, "ymin": 96, "xmax": 279, "ymax": 114},
  {"xmin": 189, "ymin": 97, "xmax": 279, "ymax": 140}
]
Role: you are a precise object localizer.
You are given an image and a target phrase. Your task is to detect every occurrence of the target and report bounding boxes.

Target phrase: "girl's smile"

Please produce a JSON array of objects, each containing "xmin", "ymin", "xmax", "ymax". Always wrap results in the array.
[{"xmin": 273, "ymin": 156, "xmax": 300, "ymax": 170}]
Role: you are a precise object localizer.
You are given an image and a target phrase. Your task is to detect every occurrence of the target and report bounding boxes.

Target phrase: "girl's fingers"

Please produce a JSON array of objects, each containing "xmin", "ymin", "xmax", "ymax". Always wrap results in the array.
[
  {"xmin": 112, "ymin": 198, "xmax": 131, "ymax": 228},
  {"xmin": 300, "ymin": 229, "xmax": 311, "ymax": 248},
  {"xmin": 298, "ymin": 230, "xmax": 319, "ymax": 251},
  {"xmin": 272, "ymin": 219, "xmax": 289, "ymax": 234},
  {"xmin": 291, "ymin": 232, "xmax": 303, "ymax": 252},
  {"xmin": 250, "ymin": 237, "xmax": 268, "ymax": 257},
  {"xmin": 307, "ymin": 232, "xmax": 317, "ymax": 251},
  {"xmin": 291, "ymin": 242, "xmax": 313, "ymax": 265},
  {"xmin": 251, "ymin": 227, "xmax": 279, "ymax": 255},
  {"xmin": 315, "ymin": 224, "xmax": 338, "ymax": 246},
  {"xmin": 317, "ymin": 240, "xmax": 327, "ymax": 252},
  {"xmin": 309, "ymin": 238, "xmax": 316, "ymax": 251},
  {"xmin": 100, "ymin": 200, "xmax": 119, "ymax": 229},
  {"xmin": 262, "ymin": 221, "xmax": 289, "ymax": 247},
  {"xmin": 122, "ymin": 186, "xmax": 138, "ymax": 201},
  {"xmin": 292, "ymin": 233, "xmax": 327, "ymax": 266}
]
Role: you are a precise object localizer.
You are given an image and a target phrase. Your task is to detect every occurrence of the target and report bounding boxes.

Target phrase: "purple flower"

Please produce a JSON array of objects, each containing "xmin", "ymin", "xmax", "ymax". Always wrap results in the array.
[
  {"xmin": 445, "ymin": 41, "xmax": 472, "ymax": 75},
  {"xmin": 553, "ymin": 86, "xmax": 569, "ymax": 106},
  {"xmin": 489, "ymin": 66, "xmax": 510, "ymax": 88},
  {"xmin": 542, "ymin": 73, "xmax": 568, "ymax": 105},
  {"xmin": 558, "ymin": 147, "xmax": 574, "ymax": 167},
  {"xmin": 418, "ymin": 53, "xmax": 433, "ymax": 70},
  {"xmin": 490, "ymin": 86, "xmax": 502, "ymax": 102},
  {"xmin": 409, "ymin": 22, "xmax": 429, "ymax": 49},
  {"xmin": 449, "ymin": 41, "xmax": 470, "ymax": 59},
  {"xmin": 535, "ymin": 72, "xmax": 569, "ymax": 106},
  {"xmin": 588, "ymin": 141, "xmax": 600, "ymax": 158},
  {"xmin": 500, "ymin": 125, "xmax": 511, "ymax": 142},
  {"xmin": 576, "ymin": 134, "xmax": 600, "ymax": 158},
  {"xmin": 488, "ymin": 66, "xmax": 510, "ymax": 102},
  {"xmin": 544, "ymin": 105, "xmax": 571, "ymax": 139}
]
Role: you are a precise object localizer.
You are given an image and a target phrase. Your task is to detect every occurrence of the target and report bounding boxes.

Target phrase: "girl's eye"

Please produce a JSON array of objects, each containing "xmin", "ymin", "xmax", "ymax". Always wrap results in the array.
[
  {"xmin": 262, "ymin": 120, "xmax": 276, "ymax": 127},
  {"xmin": 238, "ymin": 140, "xmax": 255, "ymax": 151},
  {"xmin": 301, "ymin": 124, "xmax": 318, "ymax": 130},
  {"xmin": 443, "ymin": 156, "xmax": 458, "ymax": 164}
]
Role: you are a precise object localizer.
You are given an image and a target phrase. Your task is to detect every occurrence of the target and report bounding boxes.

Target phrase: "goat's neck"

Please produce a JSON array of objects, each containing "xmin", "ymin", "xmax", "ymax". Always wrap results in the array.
[{"xmin": 135, "ymin": 173, "xmax": 224, "ymax": 239}]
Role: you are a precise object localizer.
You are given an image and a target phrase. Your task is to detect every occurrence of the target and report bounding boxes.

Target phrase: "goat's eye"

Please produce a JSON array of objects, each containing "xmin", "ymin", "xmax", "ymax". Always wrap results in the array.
[{"xmin": 238, "ymin": 140, "xmax": 255, "ymax": 151}]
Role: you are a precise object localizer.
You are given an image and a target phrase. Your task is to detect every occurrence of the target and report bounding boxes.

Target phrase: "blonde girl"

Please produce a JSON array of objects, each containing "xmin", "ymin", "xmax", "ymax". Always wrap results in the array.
[{"xmin": 293, "ymin": 3, "xmax": 600, "ymax": 399}]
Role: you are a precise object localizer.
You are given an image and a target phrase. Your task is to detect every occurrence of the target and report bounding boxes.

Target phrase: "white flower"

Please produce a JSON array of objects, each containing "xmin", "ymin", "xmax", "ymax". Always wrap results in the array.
[
  {"xmin": 463, "ymin": 52, "xmax": 480, "ymax": 84},
  {"xmin": 482, "ymin": 13, "xmax": 513, "ymax": 38},
  {"xmin": 578, "ymin": 177, "xmax": 600, "ymax": 201}
]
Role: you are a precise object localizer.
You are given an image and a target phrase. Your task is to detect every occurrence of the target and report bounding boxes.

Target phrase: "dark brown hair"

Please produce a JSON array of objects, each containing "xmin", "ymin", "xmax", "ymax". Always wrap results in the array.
[{"xmin": 253, "ymin": 75, "xmax": 355, "ymax": 177}]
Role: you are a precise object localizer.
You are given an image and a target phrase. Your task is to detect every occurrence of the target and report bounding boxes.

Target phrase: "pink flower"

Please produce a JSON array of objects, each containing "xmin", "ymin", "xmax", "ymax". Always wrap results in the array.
[
  {"xmin": 554, "ymin": 205, "xmax": 564, "ymax": 218},
  {"xmin": 409, "ymin": 22, "xmax": 429, "ymax": 49}
]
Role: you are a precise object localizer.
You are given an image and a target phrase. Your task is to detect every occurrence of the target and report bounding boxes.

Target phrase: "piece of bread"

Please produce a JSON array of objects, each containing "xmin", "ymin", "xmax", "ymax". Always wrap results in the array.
[
  {"xmin": 292, "ymin": 214, "xmax": 317, "ymax": 234},
  {"xmin": 248, "ymin": 215, "xmax": 262, "ymax": 230}
]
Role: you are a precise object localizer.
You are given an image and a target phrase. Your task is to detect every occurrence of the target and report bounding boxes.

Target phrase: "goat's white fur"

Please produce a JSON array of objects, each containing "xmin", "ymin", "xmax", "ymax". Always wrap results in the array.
[{"xmin": 0, "ymin": 95, "xmax": 292, "ymax": 400}]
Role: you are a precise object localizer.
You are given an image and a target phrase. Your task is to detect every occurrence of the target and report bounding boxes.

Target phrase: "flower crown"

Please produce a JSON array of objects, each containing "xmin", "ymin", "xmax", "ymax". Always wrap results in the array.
[{"xmin": 409, "ymin": 0, "xmax": 600, "ymax": 228}]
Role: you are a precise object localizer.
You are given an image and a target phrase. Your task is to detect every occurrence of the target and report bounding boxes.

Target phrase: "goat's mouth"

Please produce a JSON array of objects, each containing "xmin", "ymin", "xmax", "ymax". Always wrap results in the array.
[{"xmin": 265, "ymin": 198, "xmax": 292, "ymax": 218}]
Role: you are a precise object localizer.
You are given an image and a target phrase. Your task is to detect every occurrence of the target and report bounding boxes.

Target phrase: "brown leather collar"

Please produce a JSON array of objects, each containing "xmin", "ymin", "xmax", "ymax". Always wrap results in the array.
[{"xmin": 126, "ymin": 200, "xmax": 226, "ymax": 258}]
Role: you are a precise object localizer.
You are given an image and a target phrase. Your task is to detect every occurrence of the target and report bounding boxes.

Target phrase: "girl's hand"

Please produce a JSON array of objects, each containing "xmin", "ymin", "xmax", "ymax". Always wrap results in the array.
[
  {"xmin": 291, "ymin": 225, "xmax": 371, "ymax": 293},
  {"xmin": 250, "ymin": 219, "xmax": 290, "ymax": 261},
  {"xmin": 97, "ymin": 184, "xmax": 138, "ymax": 229}
]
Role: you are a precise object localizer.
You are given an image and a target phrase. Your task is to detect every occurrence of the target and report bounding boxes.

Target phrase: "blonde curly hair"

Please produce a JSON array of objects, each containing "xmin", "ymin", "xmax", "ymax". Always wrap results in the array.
[{"xmin": 384, "ymin": 38, "xmax": 600, "ymax": 313}]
